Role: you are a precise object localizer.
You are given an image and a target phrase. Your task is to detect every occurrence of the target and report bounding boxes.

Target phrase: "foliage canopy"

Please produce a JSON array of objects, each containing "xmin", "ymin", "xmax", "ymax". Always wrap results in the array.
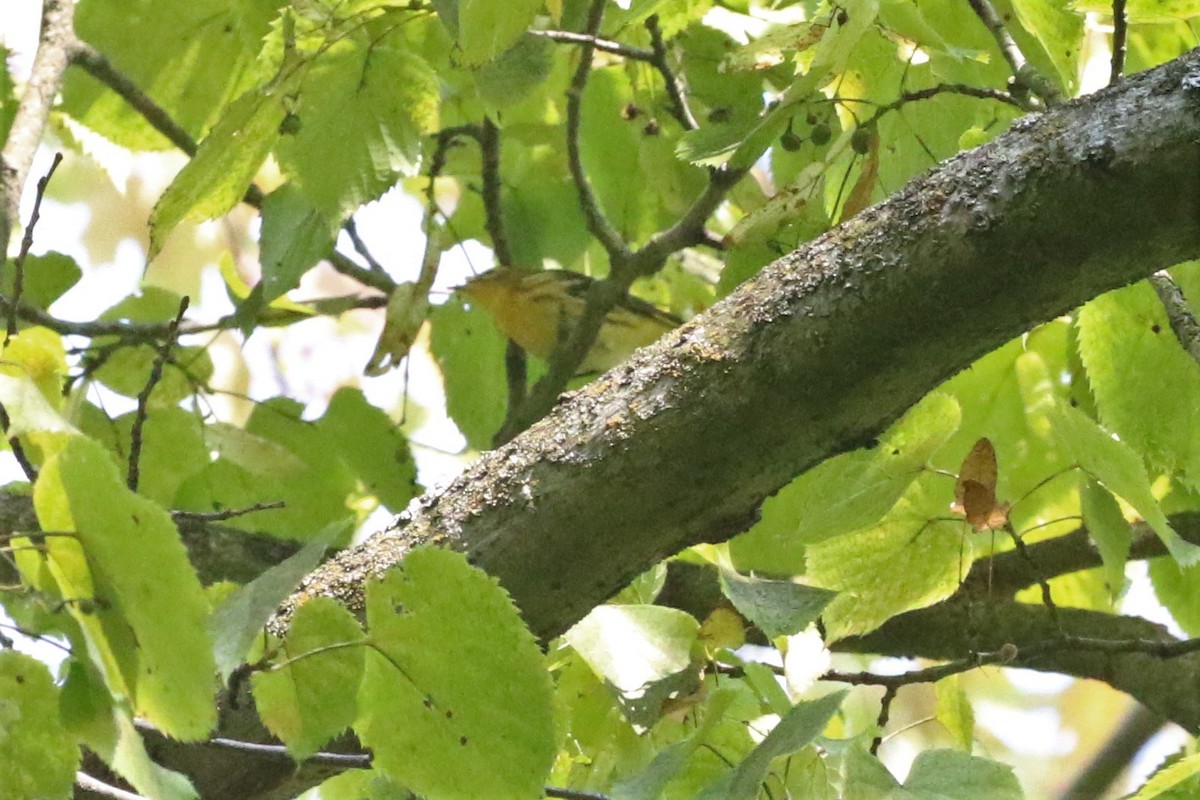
[{"xmin": 3, "ymin": 1, "xmax": 1200, "ymax": 799}]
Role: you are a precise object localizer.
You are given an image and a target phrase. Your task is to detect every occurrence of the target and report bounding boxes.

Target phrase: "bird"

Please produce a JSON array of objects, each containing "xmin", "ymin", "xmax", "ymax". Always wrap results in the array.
[{"xmin": 458, "ymin": 267, "xmax": 682, "ymax": 375}]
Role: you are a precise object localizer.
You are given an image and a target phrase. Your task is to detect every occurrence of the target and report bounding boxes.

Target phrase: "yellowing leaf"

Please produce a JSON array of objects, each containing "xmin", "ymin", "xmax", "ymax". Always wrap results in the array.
[
  {"xmin": 357, "ymin": 549, "xmax": 555, "ymax": 800},
  {"xmin": 0, "ymin": 652, "xmax": 79, "ymax": 800},
  {"xmin": 34, "ymin": 437, "xmax": 216, "ymax": 739}
]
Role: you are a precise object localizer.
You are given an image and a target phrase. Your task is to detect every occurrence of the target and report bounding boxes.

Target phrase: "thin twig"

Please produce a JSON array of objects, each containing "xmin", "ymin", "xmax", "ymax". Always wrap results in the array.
[
  {"xmin": 7, "ymin": 152, "xmax": 63, "ymax": 341},
  {"xmin": 76, "ymin": 772, "xmax": 145, "ymax": 800},
  {"xmin": 0, "ymin": 0, "xmax": 75, "ymax": 258},
  {"xmin": 645, "ymin": 14, "xmax": 699, "ymax": 131},
  {"xmin": 870, "ymin": 685, "xmax": 898, "ymax": 754},
  {"xmin": 888, "ymin": 82, "xmax": 1029, "ymax": 113},
  {"xmin": 1111, "ymin": 0, "xmax": 1128, "ymax": 85},
  {"xmin": 965, "ymin": 0, "xmax": 1062, "ymax": 105},
  {"xmin": 565, "ymin": 0, "xmax": 629, "ymax": 261},
  {"xmin": 342, "ymin": 217, "xmax": 386, "ymax": 274},
  {"xmin": 171, "ymin": 501, "xmax": 284, "ymax": 523},
  {"xmin": 475, "ymin": 118, "xmax": 532, "ymax": 428},
  {"xmin": 127, "ymin": 297, "xmax": 189, "ymax": 492},
  {"xmin": 530, "ymin": 29, "xmax": 655, "ymax": 61},
  {"xmin": 0, "ymin": 403, "xmax": 38, "ymax": 483},
  {"xmin": 1149, "ymin": 271, "xmax": 1200, "ymax": 365},
  {"xmin": 477, "ymin": 118, "xmax": 514, "ymax": 266},
  {"xmin": 545, "ymin": 788, "xmax": 613, "ymax": 800},
  {"xmin": 499, "ymin": 340, "xmax": 529, "ymax": 446},
  {"xmin": 1001, "ymin": 523, "xmax": 1063, "ymax": 632},
  {"xmin": 68, "ymin": 41, "xmax": 197, "ymax": 155}
]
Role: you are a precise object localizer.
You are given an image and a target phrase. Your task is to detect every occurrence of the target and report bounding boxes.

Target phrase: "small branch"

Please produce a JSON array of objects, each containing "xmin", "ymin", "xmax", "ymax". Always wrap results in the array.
[
  {"xmin": 825, "ymin": 646, "xmax": 1018, "ymax": 690},
  {"xmin": 171, "ymin": 501, "xmax": 284, "ymax": 524},
  {"xmin": 1111, "ymin": 0, "xmax": 1128, "ymax": 85},
  {"xmin": 530, "ymin": 29, "xmax": 655, "ymax": 62},
  {"xmin": 1001, "ymin": 522, "xmax": 1063, "ymax": 632},
  {"xmin": 636, "ymin": 166, "xmax": 746, "ymax": 271},
  {"xmin": 0, "ymin": 0, "xmax": 75, "ymax": 257},
  {"xmin": 545, "ymin": 788, "xmax": 613, "ymax": 800},
  {"xmin": 885, "ymin": 82, "xmax": 1031, "ymax": 115},
  {"xmin": 498, "ymin": 340, "xmax": 529, "ymax": 446},
  {"xmin": 7, "ymin": 152, "xmax": 62, "ymax": 341},
  {"xmin": 566, "ymin": 0, "xmax": 630, "ymax": 261},
  {"xmin": 965, "ymin": 0, "xmax": 1062, "ymax": 105},
  {"xmin": 204, "ymin": 735, "xmax": 371, "ymax": 767},
  {"xmin": 1021, "ymin": 632, "xmax": 1200, "ymax": 659},
  {"xmin": 76, "ymin": 772, "xmax": 145, "ymax": 800},
  {"xmin": 1149, "ymin": 271, "xmax": 1200, "ymax": 365},
  {"xmin": 477, "ymin": 118, "xmax": 514, "ymax": 266},
  {"xmin": 342, "ymin": 217, "xmax": 386, "ymax": 274},
  {"xmin": 69, "ymin": 41, "xmax": 197, "ymax": 155},
  {"xmin": 870, "ymin": 685, "xmax": 897, "ymax": 754},
  {"xmin": 127, "ymin": 297, "xmax": 189, "ymax": 492},
  {"xmin": 645, "ymin": 15, "xmax": 699, "ymax": 131}
]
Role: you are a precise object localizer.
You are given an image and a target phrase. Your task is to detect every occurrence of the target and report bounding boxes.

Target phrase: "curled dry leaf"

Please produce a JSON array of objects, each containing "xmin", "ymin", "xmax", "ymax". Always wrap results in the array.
[{"xmin": 951, "ymin": 437, "xmax": 1010, "ymax": 531}]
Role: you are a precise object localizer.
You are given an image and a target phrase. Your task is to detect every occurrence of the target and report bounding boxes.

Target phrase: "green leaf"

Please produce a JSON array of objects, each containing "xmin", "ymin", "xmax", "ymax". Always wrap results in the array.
[
  {"xmin": 1132, "ymin": 752, "xmax": 1200, "ymax": 799},
  {"xmin": 258, "ymin": 183, "xmax": 338, "ymax": 304},
  {"xmin": 565, "ymin": 605, "xmax": 699, "ymax": 694},
  {"xmin": 113, "ymin": 408, "xmax": 209, "ymax": 507},
  {"xmin": 93, "ymin": 344, "xmax": 213, "ymax": 408},
  {"xmin": 177, "ymin": 398, "xmax": 357, "ymax": 541},
  {"xmin": 275, "ymin": 34, "xmax": 439, "ymax": 218},
  {"xmin": 254, "ymin": 597, "xmax": 365, "ymax": 760},
  {"xmin": 34, "ymin": 436, "xmax": 216, "ymax": 740},
  {"xmin": 458, "ymin": 0, "xmax": 542, "ymax": 65},
  {"xmin": 101, "ymin": 286, "xmax": 189, "ymax": 323},
  {"xmin": 2, "ymin": 252, "xmax": 82, "ymax": 310},
  {"xmin": 1149, "ymin": 556, "xmax": 1200, "ymax": 637},
  {"xmin": 150, "ymin": 87, "xmax": 286, "ymax": 258},
  {"xmin": 1081, "ymin": 479, "xmax": 1132, "ymax": 599},
  {"xmin": 1008, "ymin": 0, "xmax": 1083, "ymax": 94},
  {"xmin": 474, "ymin": 34, "xmax": 554, "ymax": 111},
  {"xmin": 0, "ymin": 373, "xmax": 76, "ymax": 441},
  {"xmin": 611, "ymin": 687, "xmax": 740, "ymax": 800},
  {"xmin": 317, "ymin": 387, "xmax": 418, "ymax": 511},
  {"xmin": 807, "ymin": 480, "xmax": 968, "ymax": 640},
  {"xmin": 357, "ymin": 549, "xmax": 555, "ymax": 800},
  {"xmin": 0, "ymin": 652, "xmax": 79, "ymax": 800},
  {"xmin": 204, "ymin": 422, "xmax": 308, "ymax": 478},
  {"xmin": 696, "ymin": 690, "xmax": 847, "ymax": 800},
  {"xmin": 63, "ymin": 0, "xmax": 282, "ymax": 149},
  {"xmin": 1048, "ymin": 401, "xmax": 1200, "ymax": 566},
  {"xmin": 677, "ymin": 1, "xmax": 879, "ymax": 167},
  {"xmin": 904, "ymin": 749, "xmax": 1023, "ymax": 800},
  {"xmin": 209, "ymin": 529, "xmax": 340, "ymax": 681},
  {"xmin": 430, "ymin": 295, "xmax": 509, "ymax": 450},
  {"xmin": 719, "ymin": 570, "xmax": 836, "ymax": 639},
  {"xmin": 106, "ymin": 710, "xmax": 199, "ymax": 800},
  {"xmin": 730, "ymin": 392, "xmax": 960, "ymax": 575},
  {"xmin": 1077, "ymin": 283, "xmax": 1200, "ymax": 489},
  {"xmin": 934, "ymin": 675, "xmax": 975, "ymax": 751}
]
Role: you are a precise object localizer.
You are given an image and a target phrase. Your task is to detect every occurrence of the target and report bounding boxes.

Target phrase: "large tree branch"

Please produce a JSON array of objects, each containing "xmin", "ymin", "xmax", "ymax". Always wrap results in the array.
[{"xmin": 281, "ymin": 49, "xmax": 1200, "ymax": 642}]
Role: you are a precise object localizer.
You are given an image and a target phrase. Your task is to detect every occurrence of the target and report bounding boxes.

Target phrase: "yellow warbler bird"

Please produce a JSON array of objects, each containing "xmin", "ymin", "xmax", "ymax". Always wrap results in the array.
[{"xmin": 458, "ymin": 268, "xmax": 682, "ymax": 375}]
